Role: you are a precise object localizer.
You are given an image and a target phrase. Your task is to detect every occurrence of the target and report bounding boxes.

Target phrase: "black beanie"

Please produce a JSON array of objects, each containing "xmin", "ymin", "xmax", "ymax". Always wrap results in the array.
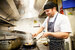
[{"xmin": 44, "ymin": 1, "xmax": 57, "ymax": 10}]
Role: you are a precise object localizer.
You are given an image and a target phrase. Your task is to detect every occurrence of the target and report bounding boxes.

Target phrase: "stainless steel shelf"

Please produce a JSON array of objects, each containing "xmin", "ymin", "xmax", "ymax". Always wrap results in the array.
[{"xmin": 0, "ymin": 16, "xmax": 15, "ymax": 27}]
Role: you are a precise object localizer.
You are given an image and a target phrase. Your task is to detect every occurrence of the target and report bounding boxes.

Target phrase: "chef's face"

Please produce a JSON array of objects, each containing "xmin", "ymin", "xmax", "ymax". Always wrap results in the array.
[{"xmin": 44, "ymin": 8, "xmax": 54, "ymax": 17}]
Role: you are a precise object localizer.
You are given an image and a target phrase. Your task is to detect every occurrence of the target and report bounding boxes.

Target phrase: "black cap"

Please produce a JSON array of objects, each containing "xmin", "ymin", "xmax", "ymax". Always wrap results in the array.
[{"xmin": 44, "ymin": 1, "xmax": 57, "ymax": 10}]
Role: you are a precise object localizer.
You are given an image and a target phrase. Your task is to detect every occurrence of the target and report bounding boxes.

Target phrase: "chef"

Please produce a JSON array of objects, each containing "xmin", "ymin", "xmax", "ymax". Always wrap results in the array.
[{"xmin": 32, "ymin": 1, "xmax": 72, "ymax": 50}]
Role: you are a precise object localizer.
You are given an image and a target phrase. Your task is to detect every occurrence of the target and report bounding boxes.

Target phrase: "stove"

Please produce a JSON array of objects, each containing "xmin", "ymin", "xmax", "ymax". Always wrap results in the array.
[{"xmin": 13, "ymin": 44, "xmax": 40, "ymax": 50}]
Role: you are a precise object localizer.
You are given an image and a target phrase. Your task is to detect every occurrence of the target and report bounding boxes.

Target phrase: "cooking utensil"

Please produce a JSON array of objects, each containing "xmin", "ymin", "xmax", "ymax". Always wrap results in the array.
[{"xmin": 34, "ymin": 32, "xmax": 50, "ymax": 46}]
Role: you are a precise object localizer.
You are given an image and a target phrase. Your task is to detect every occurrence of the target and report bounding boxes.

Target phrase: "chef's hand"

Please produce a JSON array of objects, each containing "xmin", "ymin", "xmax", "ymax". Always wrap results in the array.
[
  {"xmin": 42, "ymin": 32, "xmax": 50, "ymax": 38},
  {"xmin": 32, "ymin": 33, "xmax": 38, "ymax": 37}
]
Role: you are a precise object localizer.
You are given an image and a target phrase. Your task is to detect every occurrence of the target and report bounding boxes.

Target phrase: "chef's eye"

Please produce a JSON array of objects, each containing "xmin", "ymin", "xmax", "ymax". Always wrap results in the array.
[
  {"xmin": 45, "ymin": 10, "xmax": 49, "ymax": 13},
  {"xmin": 46, "ymin": 10, "xmax": 49, "ymax": 12}
]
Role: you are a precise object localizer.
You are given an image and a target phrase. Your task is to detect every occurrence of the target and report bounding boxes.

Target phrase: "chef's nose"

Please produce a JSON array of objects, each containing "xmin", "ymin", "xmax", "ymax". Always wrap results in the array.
[{"xmin": 45, "ymin": 12, "xmax": 50, "ymax": 15}]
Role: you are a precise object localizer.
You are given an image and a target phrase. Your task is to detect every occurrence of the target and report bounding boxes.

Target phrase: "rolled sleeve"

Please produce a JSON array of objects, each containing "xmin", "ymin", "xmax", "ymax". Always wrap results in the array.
[{"xmin": 42, "ymin": 17, "xmax": 48, "ymax": 28}]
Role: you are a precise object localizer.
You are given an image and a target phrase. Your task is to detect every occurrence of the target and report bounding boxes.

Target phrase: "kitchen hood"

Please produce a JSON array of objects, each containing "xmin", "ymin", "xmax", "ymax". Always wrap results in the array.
[{"xmin": 14, "ymin": 0, "xmax": 48, "ymax": 19}]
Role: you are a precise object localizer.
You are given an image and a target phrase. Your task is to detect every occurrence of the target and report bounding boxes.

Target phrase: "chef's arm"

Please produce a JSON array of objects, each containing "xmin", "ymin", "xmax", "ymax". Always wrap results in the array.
[
  {"xmin": 33, "ymin": 26, "xmax": 45, "ymax": 37},
  {"xmin": 36, "ymin": 26, "xmax": 45, "ymax": 34},
  {"xmin": 44, "ymin": 32, "xmax": 69, "ymax": 39}
]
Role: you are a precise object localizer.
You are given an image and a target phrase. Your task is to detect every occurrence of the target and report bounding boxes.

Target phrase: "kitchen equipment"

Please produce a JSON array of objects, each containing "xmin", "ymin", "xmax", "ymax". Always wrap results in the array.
[
  {"xmin": 34, "ymin": 32, "xmax": 50, "ymax": 46},
  {"xmin": 19, "ymin": 38, "xmax": 40, "ymax": 50},
  {"xmin": 11, "ymin": 30, "xmax": 37, "ymax": 48},
  {"xmin": 0, "ymin": 36, "xmax": 22, "ymax": 50},
  {"xmin": 11, "ymin": 30, "xmax": 35, "ymax": 45},
  {"xmin": 11, "ymin": 30, "xmax": 40, "ymax": 50},
  {"xmin": 0, "ymin": 30, "xmax": 23, "ymax": 50},
  {"xmin": 11, "ymin": 31, "xmax": 39, "ymax": 50},
  {"xmin": 22, "ymin": 33, "xmax": 36, "ymax": 47}
]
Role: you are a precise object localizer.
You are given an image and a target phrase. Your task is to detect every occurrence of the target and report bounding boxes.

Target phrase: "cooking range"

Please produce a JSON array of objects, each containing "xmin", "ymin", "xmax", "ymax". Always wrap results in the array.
[
  {"xmin": 0, "ymin": 30, "xmax": 40, "ymax": 50},
  {"xmin": 17, "ymin": 44, "xmax": 40, "ymax": 50}
]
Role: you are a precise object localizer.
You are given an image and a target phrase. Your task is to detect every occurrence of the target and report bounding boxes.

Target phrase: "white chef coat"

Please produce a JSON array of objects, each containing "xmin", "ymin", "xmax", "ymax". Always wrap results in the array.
[{"xmin": 42, "ymin": 12, "xmax": 72, "ymax": 32}]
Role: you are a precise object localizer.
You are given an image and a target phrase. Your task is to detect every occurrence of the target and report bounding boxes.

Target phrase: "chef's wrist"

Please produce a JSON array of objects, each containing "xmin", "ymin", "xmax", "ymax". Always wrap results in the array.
[
  {"xmin": 36, "ymin": 33, "xmax": 39, "ymax": 35},
  {"xmin": 47, "ymin": 32, "xmax": 51, "ymax": 35}
]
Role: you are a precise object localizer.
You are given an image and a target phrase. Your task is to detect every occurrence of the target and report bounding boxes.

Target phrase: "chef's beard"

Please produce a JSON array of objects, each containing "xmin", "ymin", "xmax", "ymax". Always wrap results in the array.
[{"xmin": 48, "ymin": 14, "xmax": 53, "ymax": 18}]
